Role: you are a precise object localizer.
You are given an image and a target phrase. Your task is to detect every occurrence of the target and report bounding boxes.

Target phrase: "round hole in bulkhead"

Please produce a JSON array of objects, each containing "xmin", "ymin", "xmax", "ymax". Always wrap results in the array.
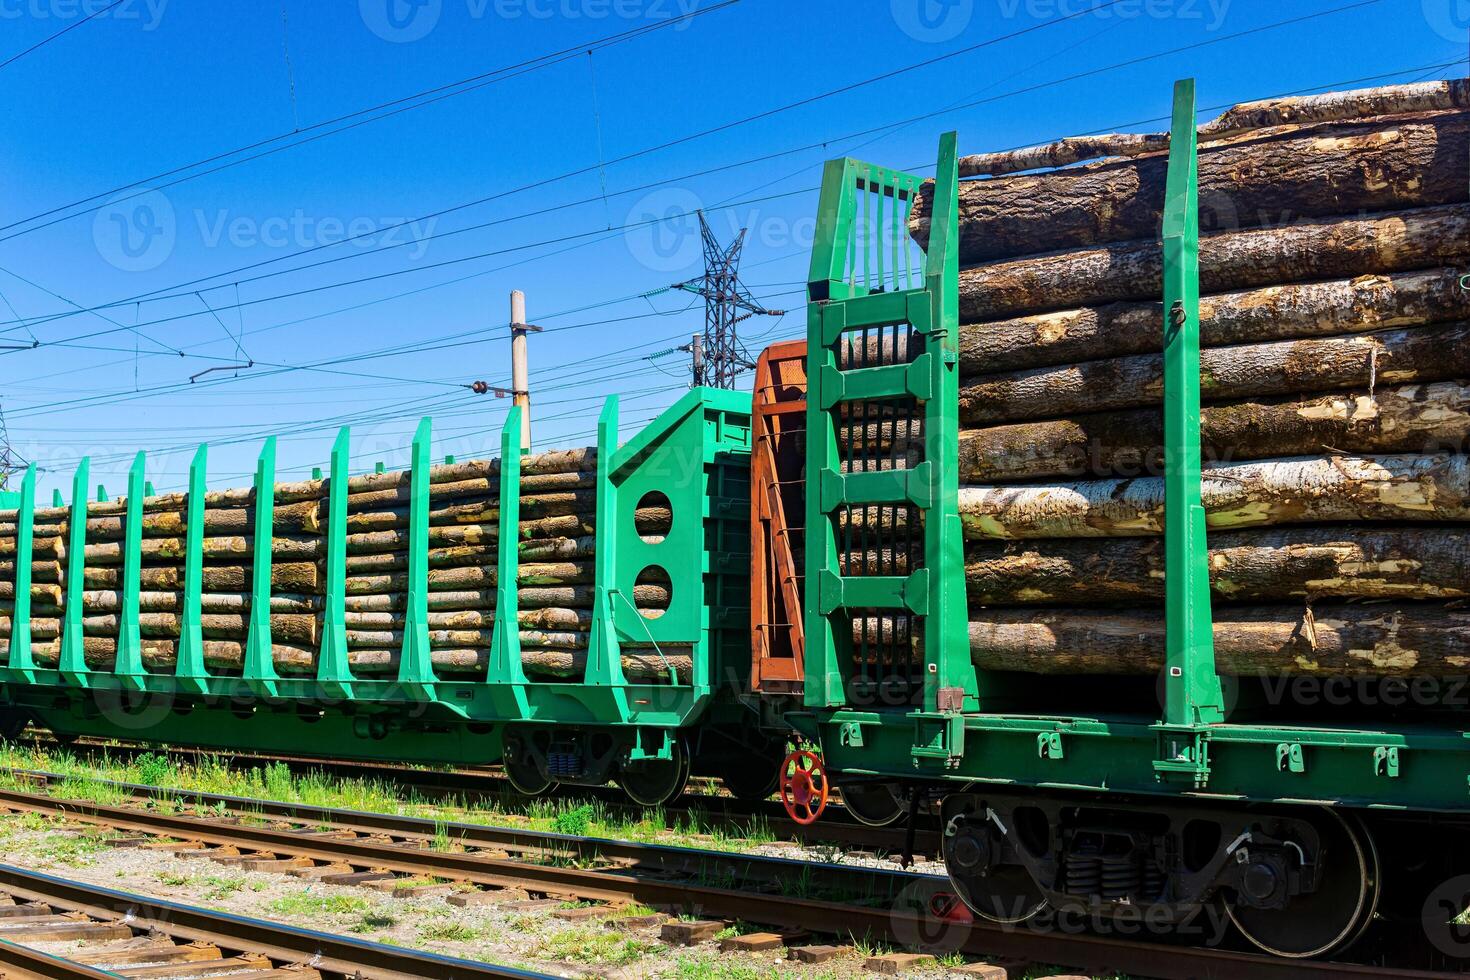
[
  {"xmin": 634, "ymin": 565, "xmax": 673, "ymax": 619},
  {"xmin": 635, "ymin": 490, "xmax": 672, "ymax": 544}
]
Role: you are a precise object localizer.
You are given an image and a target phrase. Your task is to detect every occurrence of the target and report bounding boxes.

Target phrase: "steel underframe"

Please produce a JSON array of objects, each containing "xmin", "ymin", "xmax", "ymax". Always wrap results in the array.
[
  {"xmin": 0, "ymin": 390, "xmax": 752, "ymax": 761},
  {"xmin": 798, "ymin": 79, "xmax": 1470, "ymax": 813}
]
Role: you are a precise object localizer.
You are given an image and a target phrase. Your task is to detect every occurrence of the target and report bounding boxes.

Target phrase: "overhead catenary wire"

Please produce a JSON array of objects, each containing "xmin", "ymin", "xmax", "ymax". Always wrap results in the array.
[
  {"xmin": 0, "ymin": 0, "xmax": 124, "ymax": 72},
  {"xmin": 0, "ymin": 0, "xmax": 1405, "ymax": 342}
]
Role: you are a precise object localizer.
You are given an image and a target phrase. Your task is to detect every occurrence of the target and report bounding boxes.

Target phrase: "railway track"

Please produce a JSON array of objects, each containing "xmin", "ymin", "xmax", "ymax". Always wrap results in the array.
[
  {"xmin": 19, "ymin": 734, "xmax": 934, "ymax": 854},
  {"xmin": 0, "ymin": 771, "xmax": 1461, "ymax": 980},
  {"xmin": 0, "ymin": 862, "xmax": 547, "ymax": 979}
]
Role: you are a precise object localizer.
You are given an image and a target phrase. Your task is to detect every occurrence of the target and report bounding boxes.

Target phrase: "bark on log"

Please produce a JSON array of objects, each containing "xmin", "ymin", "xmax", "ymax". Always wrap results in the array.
[
  {"xmin": 66, "ymin": 591, "xmax": 320, "ymax": 615},
  {"xmin": 966, "ymin": 527, "xmax": 1470, "ymax": 604},
  {"xmin": 73, "ymin": 535, "xmax": 324, "ymax": 565},
  {"xmin": 960, "ymin": 267, "xmax": 1470, "ymax": 374},
  {"xmin": 81, "ymin": 562, "xmax": 321, "ymax": 594},
  {"xmin": 955, "ymin": 80, "xmax": 1470, "ymax": 177},
  {"xmin": 959, "ymin": 204, "xmax": 1470, "ymax": 321},
  {"xmin": 3, "ymin": 613, "xmax": 316, "ymax": 644},
  {"xmin": 959, "ymin": 381, "xmax": 1470, "ymax": 482},
  {"xmin": 960, "ymin": 321, "xmax": 1470, "ymax": 424},
  {"xmin": 516, "ymin": 646, "xmax": 691, "ymax": 682},
  {"xmin": 915, "ymin": 111, "xmax": 1470, "ymax": 263},
  {"xmin": 968, "ymin": 604, "xmax": 1470, "ymax": 677},
  {"xmin": 959, "ymin": 453, "xmax": 1470, "ymax": 539}
]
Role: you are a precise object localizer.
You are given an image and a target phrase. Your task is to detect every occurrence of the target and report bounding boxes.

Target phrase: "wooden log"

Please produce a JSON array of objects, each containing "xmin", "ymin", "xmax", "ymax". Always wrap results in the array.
[
  {"xmin": 0, "ymin": 582, "xmax": 63, "ymax": 605},
  {"xmin": 342, "ymin": 561, "xmax": 592, "ymax": 595},
  {"xmin": 77, "ymin": 535, "xmax": 323, "ymax": 565},
  {"xmin": 959, "ymin": 453, "xmax": 1470, "ymax": 539},
  {"xmin": 343, "ymin": 530, "xmax": 498, "ymax": 558},
  {"xmin": 953, "ymin": 80, "xmax": 1470, "ymax": 177},
  {"xmin": 966, "ymin": 527, "xmax": 1470, "ymax": 604},
  {"xmin": 915, "ymin": 111, "xmax": 1469, "ymax": 263},
  {"xmin": 341, "ymin": 608, "xmax": 588, "ymax": 631},
  {"xmin": 4, "ymin": 613, "xmax": 317, "ymax": 645},
  {"xmin": 958, "ymin": 204, "xmax": 1470, "ymax": 321},
  {"xmin": 968, "ymin": 604, "xmax": 1470, "ymax": 677},
  {"xmin": 15, "ymin": 638, "xmax": 316, "ymax": 673},
  {"xmin": 81, "ymin": 562, "xmax": 321, "ymax": 594},
  {"xmin": 516, "ymin": 646, "xmax": 691, "ymax": 682},
  {"xmin": 960, "ymin": 267, "xmax": 1470, "ymax": 374},
  {"xmin": 344, "ymin": 628, "xmax": 498, "ymax": 648},
  {"xmin": 960, "ymin": 321, "xmax": 1470, "ymax": 424},
  {"xmin": 958, "ymin": 381, "xmax": 1470, "ymax": 483},
  {"xmin": 67, "ymin": 591, "xmax": 319, "ymax": 615},
  {"xmin": 521, "ymin": 446, "xmax": 597, "ymax": 475}
]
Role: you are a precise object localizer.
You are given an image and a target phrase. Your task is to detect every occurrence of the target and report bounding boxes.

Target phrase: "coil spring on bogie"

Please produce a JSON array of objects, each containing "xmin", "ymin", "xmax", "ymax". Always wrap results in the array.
[
  {"xmin": 1100, "ymin": 853, "xmax": 1142, "ymax": 900},
  {"xmin": 1064, "ymin": 844, "xmax": 1102, "ymax": 897},
  {"xmin": 547, "ymin": 750, "xmax": 582, "ymax": 778},
  {"xmin": 1142, "ymin": 861, "xmax": 1166, "ymax": 902}
]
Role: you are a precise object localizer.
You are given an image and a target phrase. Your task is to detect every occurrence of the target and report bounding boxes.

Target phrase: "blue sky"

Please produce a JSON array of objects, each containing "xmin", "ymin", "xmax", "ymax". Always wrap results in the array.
[{"xmin": 0, "ymin": 0, "xmax": 1461, "ymax": 499}]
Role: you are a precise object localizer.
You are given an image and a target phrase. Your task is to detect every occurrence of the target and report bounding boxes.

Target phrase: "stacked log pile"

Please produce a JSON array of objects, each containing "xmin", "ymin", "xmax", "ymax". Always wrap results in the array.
[
  {"xmin": 0, "ymin": 446, "xmax": 678, "ymax": 682},
  {"xmin": 909, "ymin": 80, "xmax": 1470, "ymax": 679}
]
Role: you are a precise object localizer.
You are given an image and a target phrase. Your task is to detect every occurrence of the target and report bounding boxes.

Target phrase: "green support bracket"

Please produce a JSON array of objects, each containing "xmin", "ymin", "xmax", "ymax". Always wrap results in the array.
[
  {"xmin": 243, "ymin": 438, "xmax": 279, "ymax": 698},
  {"xmin": 917, "ymin": 131, "xmax": 975, "ymax": 715},
  {"xmin": 59, "ymin": 458, "xmax": 90, "ymax": 684},
  {"xmin": 175, "ymin": 444, "xmax": 210, "ymax": 694},
  {"xmin": 5, "ymin": 464, "xmax": 37, "ymax": 682},
  {"xmin": 486, "ymin": 407, "xmax": 530, "ymax": 706},
  {"xmin": 584, "ymin": 397, "xmax": 629, "ymax": 690},
  {"xmin": 113, "ymin": 452, "xmax": 147, "ymax": 689},
  {"xmin": 50, "ymin": 489, "xmax": 61, "ymax": 508},
  {"xmin": 144, "ymin": 481, "xmax": 155, "ymax": 497},
  {"xmin": 1159, "ymin": 77, "xmax": 1225, "ymax": 730},
  {"xmin": 1277, "ymin": 742, "xmax": 1305, "ymax": 774},
  {"xmin": 396, "ymin": 418, "xmax": 436, "ymax": 700},
  {"xmin": 1373, "ymin": 746, "xmax": 1401, "ymax": 778},
  {"xmin": 317, "ymin": 427, "xmax": 354, "ymax": 698},
  {"xmin": 95, "ymin": 485, "xmax": 107, "ymax": 503},
  {"xmin": 1038, "ymin": 732, "xmax": 1065, "ymax": 760}
]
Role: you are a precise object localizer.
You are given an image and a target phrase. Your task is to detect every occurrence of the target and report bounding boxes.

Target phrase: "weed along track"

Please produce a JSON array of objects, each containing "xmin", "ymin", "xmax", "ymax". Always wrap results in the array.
[{"xmin": 0, "ymin": 773, "xmax": 1459, "ymax": 980}]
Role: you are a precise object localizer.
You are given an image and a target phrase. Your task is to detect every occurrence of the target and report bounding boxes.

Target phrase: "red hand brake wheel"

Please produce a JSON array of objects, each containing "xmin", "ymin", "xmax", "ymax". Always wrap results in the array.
[{"xmin": 779, "ymin": 749, "xmax": 830, "ymax": 825}]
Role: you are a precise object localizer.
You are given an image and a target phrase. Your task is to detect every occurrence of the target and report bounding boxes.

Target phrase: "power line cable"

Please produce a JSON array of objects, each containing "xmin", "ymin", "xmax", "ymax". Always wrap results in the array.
[{"xmin": 0, "ymin": 0, "xmax": 123, "ymax": 72}]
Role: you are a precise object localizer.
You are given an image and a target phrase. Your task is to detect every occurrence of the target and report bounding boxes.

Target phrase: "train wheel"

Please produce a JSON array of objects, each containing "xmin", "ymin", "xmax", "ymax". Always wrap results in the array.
[
  {"xmin": 779, "ymin": 750, "xmax": 829, "ymax": 825},
  {"xmin": 619, "ymin": 739, "xmax": 691, "ymax": 807},
  {"xmin": 719, "ymin": 762, "xmax": 779, "ymax": 802},
  {"xmin": 0, "ymin": 707, "xmax": 28, "ymax": 743},
  {"xmin": 504, "ymin": 752, "xmax": 555, "ymax": 797},
  {"xmin": 839, "ymin": 782, "xmax": 907, "ymax": 828},
  {"xmin": 950, "ymin": 865, "xmax": 1048, "ymax": 924},
  {"xmin": 1228, "ymin": 808, "xmax": 1380, "ymax": 958}
]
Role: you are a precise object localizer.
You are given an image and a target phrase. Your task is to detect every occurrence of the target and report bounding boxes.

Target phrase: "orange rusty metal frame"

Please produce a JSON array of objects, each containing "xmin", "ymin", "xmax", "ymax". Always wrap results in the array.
[{"xmin": 750, "ymin": 340, "xmax": 808, "ymax": 695}]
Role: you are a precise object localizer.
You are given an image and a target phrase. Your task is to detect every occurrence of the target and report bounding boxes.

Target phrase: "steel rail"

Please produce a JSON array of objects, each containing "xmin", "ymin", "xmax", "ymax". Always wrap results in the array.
[
  {"xmin": 0, "ymin": 782, "xmax": 1456, "ymax": 980},
  {"xmin": 0, "ymin": 862, "xmax": 552, "ymax": 979},
  {"xmin": 1, "ymin": 770, "xmax": 930, "ymax": 901}
]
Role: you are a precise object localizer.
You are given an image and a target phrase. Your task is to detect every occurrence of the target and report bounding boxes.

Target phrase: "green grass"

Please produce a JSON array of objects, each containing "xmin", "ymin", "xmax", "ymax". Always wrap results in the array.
[
  {"xmin": 0, "ymin": 742, "xmax": 806, "ymax": 861},
  {"xmin": 418, "ymin": 920, "xmax": 487, "ymax": 943},
  {"xmin": 266, "ymin": 890, "xmax": 372, "ymax": 918},
  {"xmin": 536, "ymin": 927, "xmax": 657, "ymax": 965}
]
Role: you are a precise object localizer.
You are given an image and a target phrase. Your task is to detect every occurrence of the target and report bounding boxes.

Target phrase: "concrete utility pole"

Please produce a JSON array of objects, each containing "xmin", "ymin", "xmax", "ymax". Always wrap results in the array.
[
  {"xmin": 688, "ymin": 333, "xmax": 704, "ymax": 387},
  {"xmin": 509, "ymin": 290, "xmax": 542, "ymax": 453}
]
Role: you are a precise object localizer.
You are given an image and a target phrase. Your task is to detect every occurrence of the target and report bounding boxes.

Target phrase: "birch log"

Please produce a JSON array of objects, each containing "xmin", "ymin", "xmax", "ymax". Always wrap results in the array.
[
  {"xmin": 966, "ymin": 527, "xmax": 1470, "ymax": 604},
  {"xmin": 914, "ymin": 110, "xmax": 1469, "ymax": 263},
  {"xmin": 958, "ymin": 204, "xmax": 1470, "ymax": 321},
  {"xmin": 959, "ymin": 381, "xmax": 1470, "ymax": 482},
  {"xmin": 959, "ymin": 454, "xmax": 1470, "ymax": 539},
  {"xmin": 954, "ymin": 80, "xmax": 1470, "ymax": 177},
  {"xmin": 960, "ymin": 321, "xmax": 1470, "ymax": 424},
  {"xmin": 968, "ymin": 604, "xmax": 1470, "ymax": 677},
  {"xmin": 959, "ymin": 267, "xmax": 1470, "ymax": 374}
]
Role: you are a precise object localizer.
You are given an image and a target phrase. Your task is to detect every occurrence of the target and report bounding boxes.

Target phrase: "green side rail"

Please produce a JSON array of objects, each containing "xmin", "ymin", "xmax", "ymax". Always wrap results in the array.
[
  {"xmin": 803, "ymin": 133, "xmax": 977, "ymax": 767},
  {"xmin": 397, "ymin": 418, "xmax": 436, "ymax": 700},
  {"xmin": 58, "ymin": 458, "xmax": 90, "ymax": 685},
  {"xmin": 243, "ymin": 437, "xmax": 279, "ymax": 698},
  {"xmin": 176, "ymin": 445, "xmax": 210, "ymax": 693},
  {"xmin": 487, "ymin": 406, "xmax": 530, "ymax": 713},
  {"xmin": 114, "ymin": 452, "xmax": 147, "ymax": 688},
  {"xmin": 6, "ymin": 464, "xmax": 36, "ymax": 682},
  {"xmin": 318, "ymin": 426, "xmax": 354, "ymax": 699}
]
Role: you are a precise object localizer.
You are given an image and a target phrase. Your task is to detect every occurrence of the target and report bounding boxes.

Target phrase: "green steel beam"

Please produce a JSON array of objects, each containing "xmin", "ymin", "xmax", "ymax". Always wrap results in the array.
[
  {"xmin": 317, "ymin": 426, "xmax": 353, "ymax": 698},
  {"xmin": 113, "ymin": 451, "xmax": 147, "ymax": 688},
  {"xmin": 487, "ymin": 406, "xmax": 530, "ymax": 713},
  {"xmin": 6, "ymin": 464, "xmax": 37, "ymax": 682},
  {"xmin": 243, "ymin": 437, "xmax": 279, "ymax": 698},
  {"xmin": 59, "ymin": 458, "xmax": 90, "ymax": 685},
  {"xmin": 175, "ymin": 444, "xmax": 209, "ymax": 693},
  {"xmin": 1160, "ymin": 78, "xmax": 1224, "ymax": 732},
  {"xmin": 584, "ymin": 396, "xmax": 629, "ymax": 691},
  {"xmin": 396, "ymin": 418, "xmax": 436, "ymax": 700}
]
